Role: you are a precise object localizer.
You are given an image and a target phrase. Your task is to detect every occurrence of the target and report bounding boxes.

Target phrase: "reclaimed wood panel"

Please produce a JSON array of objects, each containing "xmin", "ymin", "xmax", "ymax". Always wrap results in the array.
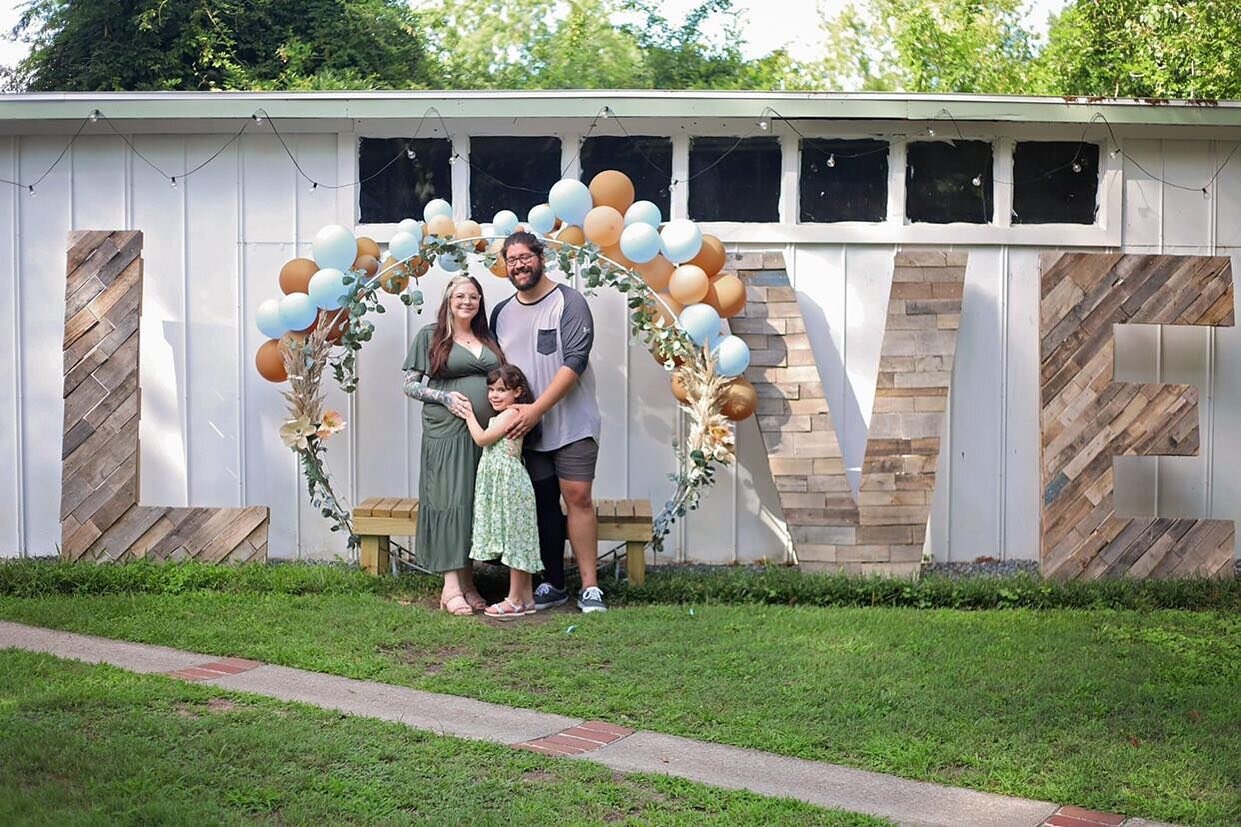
[
  {"xmin": 59, "ymin": 230, "xmax": 268, "ymax": 563},
  {"xmin": 733, "ymin": 250, "xmax": 964, "ymax": 577},
  {"xmin": 1039, "ymin": 253, "xmax": 1235, "ymax": 580}
]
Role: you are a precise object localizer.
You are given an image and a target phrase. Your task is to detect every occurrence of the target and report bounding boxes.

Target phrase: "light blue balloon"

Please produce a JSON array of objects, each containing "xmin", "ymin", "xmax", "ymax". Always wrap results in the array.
[
  {"xmin": 437, "ymin": 250, "xmax": 464, "ymax": 273},
  {"xmin": 527, "ymin": 203, "xmax": 556, "ymax": 235},
  {"xmin": 423, "ymin": 198, "xmax": 453, "ymax": 222},
  {"xmin": 397, "ymin": 218, "xmax": 421, "ymax": 236},
  {"xmin": 308, "ymin": 268, "xmax": 347, "ymax": 310},
  {"xmin": 389, "ymin": 231, "xmax": 421, "ymax": 262},
  {"xmin": 278, "ymin": 292, "xmax": 318, "ymax": 332},
  {"xmin": 619, "ymin": 223, "xmax": 661, "ymax": 264},
  {"xmin": 493, "ymin": 210, "xmax": 519, "ymax": 236},
  {"xmin": 624, "ymin": 200, "xmax": 662, "ymax": 227},
  {"xmin": 660, "ymin": 219, "xmax": 703, "ymax": 264},
  {"xmin": 679, "ymin": 303, "xmax": 722, "ymax": 348},
  {"xmin": 548, "ymin": 178, "xmax": 592, "ymax": 227},
  {"xmin": 312, "ymin": 224, "xmax": 356, "ymax": 272},
  {"xmin": 713, "ymin": 335, "xmax": 751, "ymax": 378},
  {"xmin": 256, "ymin": 298, "xmax": 286, "ymax": 339}
]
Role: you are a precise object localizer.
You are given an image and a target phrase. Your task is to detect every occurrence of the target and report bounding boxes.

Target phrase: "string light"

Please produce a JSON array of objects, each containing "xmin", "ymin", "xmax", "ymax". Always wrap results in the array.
[
  {"xmin": 253, "ymin": 113, "xmax": 263, "ymax": 125},
  {"xmin": 826, "ymin": 154, "xmax": 836, "ymax": 168},
  {"xmin": 310, "ymin": 182, "xmax": 318, "ymax": 192},
  {"xmin": 927, "ymin": 128, "xmax": 935, "ymax": 137},
  {"xmin": 972, "ymin": 175, "xmax": 983, "ymax": 187},
  {"xmin": 405, "ymin": 147, "xmax": 416, "ymax": 161},
  {"xmin": 601, "ymin": 106, "xmax": 612, "ymax": 119},
  {"xmin": 89, "ymin": 110, "xmax": 98, "ymax": 123},
  {"xmin": 170, "ymin": 176, "xmax": 177, "ymax": 188},
  {"xmin": 758, "ymin": 119, "xmax": 769, "ymax": 131},
  {"xmin": 1072, "ymin": 161, "xmax": 1083, "ymax": 173},
  {"xmin": 27, "ymin": 185, "xmax": 34, "ymax": 197}
]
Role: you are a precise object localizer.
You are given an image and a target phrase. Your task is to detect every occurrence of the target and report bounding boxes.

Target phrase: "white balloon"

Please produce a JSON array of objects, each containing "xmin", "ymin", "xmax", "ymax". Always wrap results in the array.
[
  {"xmin": 527, "ymin": 203, "xmax": 556, "ymax": 235},
  {"xmin": 660, "ymin": 219, "xmax": 703, "ymax": 264},
  {"xmin": 389, "ymin": 231, "xmax": 421, "ymax": 262},
  {"xmin": 396, "ymin": 218, "xmax": 421, "ymax": 237},
  {"xmin": 256, "ymin": 298, "xmax": 286, "ymax": 339},
  {"xmin": 312, "ymin": 224, "xmax": 356, "ymax": 272},
  {"xmin": 619, "ymin": 222, "xmax": 662, "ymax": 264},
  {"xmin": 423, "ymin": 198, "xmax": 453, "ymax": 222},
  {"xmin": 308, "ymin": 268, "xmax": 347, "ymax": 310},
  {"xmin": 624, "ymin": 200, "xmax": 662, "ymax": 227},
  {"xmin": 479, "ymin": 222, "xmax": 495, "ymax": 240},
  {"xmin": 548, "ymin": 178, "xmax": 592, "ymax": 227},
  {"xmin": 492, "ymin": 210, "xmax": 519, "ymax": 236},
  {"xmin": 278, "ymin": 292, "xmax": 318, "ymax": 332}
]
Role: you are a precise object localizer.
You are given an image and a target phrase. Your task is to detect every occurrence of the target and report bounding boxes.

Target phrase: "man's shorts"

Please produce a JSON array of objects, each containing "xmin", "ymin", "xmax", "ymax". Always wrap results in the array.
[{"xmin": 524, "ymin": 437, "xmax": 598, "ymax": 482}]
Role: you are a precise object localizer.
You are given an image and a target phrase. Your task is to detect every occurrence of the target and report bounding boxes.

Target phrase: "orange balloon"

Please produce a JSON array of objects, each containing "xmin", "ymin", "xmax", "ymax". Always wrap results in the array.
[
  {"xmin": 671, "ymin": 371, "xmax": 690, "ymax": 404},
  {"xmin": 555, "ymin": 225, "xmax": 585, "ymax": 247},
  {"xmin": 426, "ymin": 214, "xmax": 455, "ymax": 238},
  {"xmin": 600, "ymin": 244, "xmax": 635, "ymax": 271},
  {"xmin": 255, "ymin": 339, "xmax": 287, "ymax": 383},
  {"xmin": 583, "ymin": 206, "xmax": 624, "ymax": 248},
  {"xmin": 279, "ymin": 258, "xmax": 318, "ymax": 295},
  {"xmin": 409, "ymin": 256, "xmax": 430, "ymax": 277},
  {"xmin": 719, "ymin": 378, "xmax": 758, "ymax": 421},
  {"xmin": 457, "ymin": 219, "xmax": 483, "ymax": 250},
  {"xmin": 356, "ymin": 236, "xmax": 381, "ymax": 260},
  {"xmin": 636, "ymin": 254, "xmax": 674, "ymax": 292},
  {"xmin": 353, "ymin": 253, "xmax": 380, "ymax": 277},
  {"xmin": 589, "ymin": 170, "xmax": 635, "ymax": 214},
  {"xmin": 490, "ymin": 254, "xmax": 508, "ymax": 279},
  {"xmin": 380, "ymin": 272, "xmax": 409, "ymax": 294},
  {"xmin": 688, "ymin": 234, "xmax": 726, "ymax": 278},
  {"xmin": 669, "ymin": 264, "xmax": 709, "ymax": 305},
  {"xmin": 703, "ymin": 273, "xmax": 746, "ymax": 318},
  {"xmin": 651, "ymin": 291, "xmax": 683, "ymax": 325},
  {"xmin": 380, "ymin": 256, "xmax": 410, "ymax": 280}
]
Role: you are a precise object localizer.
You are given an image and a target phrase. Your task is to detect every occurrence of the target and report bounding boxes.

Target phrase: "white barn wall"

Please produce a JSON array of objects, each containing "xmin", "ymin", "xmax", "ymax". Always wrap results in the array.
[{"xmin": 1, "ymin": 125, "xmax": 1239, "ymax": 564}]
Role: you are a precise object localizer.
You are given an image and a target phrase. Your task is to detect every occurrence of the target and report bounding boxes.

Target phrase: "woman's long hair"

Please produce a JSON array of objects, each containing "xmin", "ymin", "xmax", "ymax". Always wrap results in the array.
[{"xmin": 428, "ymin": 275, "xmax": 505, "ymax": 377}]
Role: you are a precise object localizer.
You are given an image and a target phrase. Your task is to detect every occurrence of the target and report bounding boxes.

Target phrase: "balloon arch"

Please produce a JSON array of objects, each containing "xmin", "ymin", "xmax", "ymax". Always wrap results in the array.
[{"xmin": 254, "ymin": 170, "xmax": 758, "ymax": 554}]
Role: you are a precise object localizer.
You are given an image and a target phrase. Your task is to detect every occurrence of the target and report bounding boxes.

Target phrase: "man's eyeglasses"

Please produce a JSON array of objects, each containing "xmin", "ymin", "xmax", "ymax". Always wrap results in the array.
[{"xmin": 505, "ymin": 253, "xmax": 538, "ymax": 266}]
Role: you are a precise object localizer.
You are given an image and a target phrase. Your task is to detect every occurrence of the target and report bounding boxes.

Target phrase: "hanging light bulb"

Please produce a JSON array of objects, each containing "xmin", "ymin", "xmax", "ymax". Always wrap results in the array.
[
  {"xmin": 928, "ymin": 127, "xmax": 936, "ymax": 137},
  {"xmin": 310, "ymin": 181, "xmax": 318, "ymax": 192},
  {"xmin": 971, "ymin": 175, "xmax": 982, "ymax": 187},
  {"xmin": 1110, "ymin": 147, "xmax": 1120, "ymax": 158},
  {"xmin": 89, "ymin": 110, "xmax": 99, "ymax": 123},
  {"xmin": 27, "ymin": 185, "xmax": 35, "ymax": 197},
  {"xmin": 449, "ymin": 154, "xmax": 458, "ymax": 165},
  {"xmin": 253, "ymin": 113, "xmax": 264, "ymax": 125},
  {"xmin": 758, "ymin": 119, "xmax": 769, "ymax": 131},
  {"xmin": 1072, "ymin": 161, "xmax": 1083, "ymax": 173},
  {"xmin": 170, "ymin": 177, "xmax": 177, "ymax": 188},
  {"xmin": 601, "ymin": 106, "xmax": 611, "ymax": 119},
  {"xmin": 826, "ymin": 154, "xmax": 836, "ymax": 168},
  {"xmin": 406, "ymin": 147, "xmax": 416, "ymax": 161}
]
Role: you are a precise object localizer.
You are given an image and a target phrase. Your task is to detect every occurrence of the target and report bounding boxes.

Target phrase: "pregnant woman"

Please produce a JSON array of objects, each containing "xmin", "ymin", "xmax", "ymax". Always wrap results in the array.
[{"xmin": 402, "ymin": 274, "xmax": 505, "ymax": 615}]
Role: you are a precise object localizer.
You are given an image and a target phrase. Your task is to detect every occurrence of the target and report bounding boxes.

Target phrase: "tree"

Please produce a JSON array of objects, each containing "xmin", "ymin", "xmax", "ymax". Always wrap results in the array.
[
  {"xmin": 1039, "ymin": 0, "xmax": 1241, "ymax": 99},
  {"xmin": 10, "ymin": 0, "xmax": 438, "ymax": 91},
  {"xmin": 798, "ymin": 0, "xmax": 1040, "ymax": 93}
]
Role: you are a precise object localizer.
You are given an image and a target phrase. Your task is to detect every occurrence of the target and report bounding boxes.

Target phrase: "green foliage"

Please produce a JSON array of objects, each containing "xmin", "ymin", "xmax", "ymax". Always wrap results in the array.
[
  {"xmin": 10, "ymin": 0, "xmax": 437, "ymax": 91},
  {"xmin": 1039, "ymin": 0, "xmax": 1241, "ymax": 99}
]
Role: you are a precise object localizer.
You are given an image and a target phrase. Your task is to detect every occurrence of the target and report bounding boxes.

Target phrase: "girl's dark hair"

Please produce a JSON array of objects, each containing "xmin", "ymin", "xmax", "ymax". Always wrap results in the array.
[
  {"xmin": 501, "ymin": 231, "xmax": 545, "ymax": 260},
  {"xmin": 487, "ymin": 363, "xmax": 535, "ymax": 405},
  {"xmin": 429, "ymin": 275, "xmax": 505, "ymax": 377}
]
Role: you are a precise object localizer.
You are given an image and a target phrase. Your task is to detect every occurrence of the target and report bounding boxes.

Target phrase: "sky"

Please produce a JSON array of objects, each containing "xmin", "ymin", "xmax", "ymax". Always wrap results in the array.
[{"xmin": 0, "ymin": 0, "xmax": 1070, "ymax": 77}]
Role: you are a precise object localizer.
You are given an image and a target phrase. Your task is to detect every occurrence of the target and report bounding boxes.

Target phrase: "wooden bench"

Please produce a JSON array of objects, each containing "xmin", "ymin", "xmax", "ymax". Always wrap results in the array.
[{"xmin": 352, "ymin": 496, "xmax": 653, "ymax": 584}]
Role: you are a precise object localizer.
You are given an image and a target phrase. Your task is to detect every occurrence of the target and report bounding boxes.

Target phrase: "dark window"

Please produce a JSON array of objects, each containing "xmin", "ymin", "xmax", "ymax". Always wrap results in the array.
[
  {"xmin": 1012, "ymin": 141, "xmax": 1100, "ymax": 225},
  {"xmin": 580, "ymin": 136, "xmax": 672, "ymax": 219},
  {"xmin": 468, "ymin": 136, "xmax": 561, "ymax": 223},
  {"xmin": 799, "ymin": 138, "xmax": 889, "ymax": 223},
  {"xmin": 905, "ymin": 140, "xmax": 993, "ymax": 224},
  {"xmin": 688, "ymin": 136, "xmax": 781, "ymax": 222},
  {"xmin": 358, "ymin": 138, "xmax": 451, "ymax": 224}
]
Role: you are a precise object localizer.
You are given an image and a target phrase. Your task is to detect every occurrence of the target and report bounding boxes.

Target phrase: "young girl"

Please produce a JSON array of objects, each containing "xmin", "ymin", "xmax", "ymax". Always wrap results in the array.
[{"xmin": 459, "ymin": 363, "xmax": 542, "ymax": 619}]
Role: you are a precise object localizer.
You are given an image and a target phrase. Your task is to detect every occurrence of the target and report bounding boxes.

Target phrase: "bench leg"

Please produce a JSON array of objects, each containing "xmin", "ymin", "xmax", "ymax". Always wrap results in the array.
[
  {"xmin": 625, "ymin": 540, "xmax": 645, "ymax": 586},
  {"xmin": 360, "ymin": 535, "xmax": 391, "ymax": 576}
]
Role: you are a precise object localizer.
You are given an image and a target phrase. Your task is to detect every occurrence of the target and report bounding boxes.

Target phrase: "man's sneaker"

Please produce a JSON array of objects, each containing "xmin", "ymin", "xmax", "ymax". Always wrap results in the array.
[
  {"xmin": 577, "ymin": 586, "xmax": 607, "ymax": 613},
  {"xmin": 533, "ymin": 582, "xmax": 569, "ymax": 611}
]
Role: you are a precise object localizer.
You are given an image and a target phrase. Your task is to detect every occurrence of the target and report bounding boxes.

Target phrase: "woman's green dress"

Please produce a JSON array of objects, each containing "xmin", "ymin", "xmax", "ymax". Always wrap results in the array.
[{"xmin": 403, "ymin": 323, "xmax": 500, "ymax": 573}]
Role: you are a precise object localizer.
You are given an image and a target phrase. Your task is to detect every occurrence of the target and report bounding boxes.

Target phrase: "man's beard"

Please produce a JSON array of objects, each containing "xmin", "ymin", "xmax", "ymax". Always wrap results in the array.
[{"xmin": 509, "ymin": 261, "xmax": 543, "ymax": 292}]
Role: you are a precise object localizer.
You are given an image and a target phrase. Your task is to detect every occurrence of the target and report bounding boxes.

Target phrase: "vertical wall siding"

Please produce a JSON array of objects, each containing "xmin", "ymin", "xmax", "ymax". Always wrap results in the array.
[{"xmin": 1, "ymin": 132, "xmax": 1237, "ymax": 563}]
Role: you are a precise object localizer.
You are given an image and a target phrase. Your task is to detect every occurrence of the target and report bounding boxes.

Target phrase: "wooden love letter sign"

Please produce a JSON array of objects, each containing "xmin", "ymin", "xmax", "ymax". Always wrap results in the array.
[
  {"xmin": 60, "ymin": 231, "xmax": 268, "ymax": 562},
  {"xmin": 1040, "ymin": 253, "xmax": 1235, "ymax": 579}
]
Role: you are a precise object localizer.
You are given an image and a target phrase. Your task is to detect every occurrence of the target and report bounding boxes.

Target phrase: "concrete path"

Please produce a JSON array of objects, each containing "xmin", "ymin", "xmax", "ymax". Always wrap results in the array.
[{"xmin": 0, "ymin": 620, "xmax": 1172, "ymax": 827}]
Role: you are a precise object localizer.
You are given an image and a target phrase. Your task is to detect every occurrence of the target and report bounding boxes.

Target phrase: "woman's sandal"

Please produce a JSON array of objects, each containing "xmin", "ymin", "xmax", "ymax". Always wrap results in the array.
[
  {"xmin": 484, "ymin": 598, "xmax": 534, "ymax": 620},
  {"xmin": 440, "ymin": 593, "xmax": 474, "ymax": 616},
  {"xmin": 463, "ymin": 591, "xmax": 487, "ymax": 612}
]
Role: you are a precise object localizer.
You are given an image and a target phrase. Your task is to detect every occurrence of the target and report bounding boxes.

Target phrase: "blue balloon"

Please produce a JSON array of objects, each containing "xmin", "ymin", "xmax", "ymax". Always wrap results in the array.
[
  {"xmin": 389, "ymin": 231, "xmax": 421, "ymax": 262},
  {"xmin": 619, "ymin": 223, "xmax": 661, "ymax": 264},
  {"xmin": 713, "ymin": 335, "xmax": 751, "ymax": 378},
  {"xmin": 278, "ymin": 292, "xmax": 318, "ymax": 332},
  {"xmin": 438, "ymin": 250, "xmax": 464, "ymax": 273},
  {"xmin": 397, "ymin": 218, "xmax": 421, "ymax": 236},
  {"xmin": 624, "ymin": 200, "xmax": 662, "ymax": 227},
  {"xmin": 308, "ymin": 268, "xmax": 347, "ymax": 310},
  {"xmin": 679, "ymin": 303, "xmax": 722, "ymax": 348},
  {"xmin": 256, "ymin": 298, "xmax": 286, "ymax": 339},
  {"xmin": 493, "ymin": 210, "xmax": 519, "ymax": 236},
  {"xmin": 423, "ymin": 198, "xmax": 453, "ymax": 222},
  {"xmin": 660, "ymin": 219, "xmax": 703, "ymax": 264},
  {"xmin": 312, "ymin": 224, "xmax": 356, "ymax": 272},
  {"xmin": 548, "ymin": 179, "xmax": 593, "ymax": 227},
  {"xmin": 527, "ymin": 203, "xmax": 556, "ymax": 235}
]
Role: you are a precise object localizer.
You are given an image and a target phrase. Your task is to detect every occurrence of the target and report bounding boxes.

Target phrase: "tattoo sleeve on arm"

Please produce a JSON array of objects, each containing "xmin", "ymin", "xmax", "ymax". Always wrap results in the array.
[{"xmin": 403, "ymin": 370, "xmax": 454, "ymax": 406}]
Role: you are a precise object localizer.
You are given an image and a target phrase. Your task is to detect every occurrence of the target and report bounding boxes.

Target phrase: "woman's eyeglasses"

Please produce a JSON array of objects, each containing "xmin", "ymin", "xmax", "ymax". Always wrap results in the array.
[{"xmin": 505, "ymin": 253, "xmax": 538, "ymax": 266}]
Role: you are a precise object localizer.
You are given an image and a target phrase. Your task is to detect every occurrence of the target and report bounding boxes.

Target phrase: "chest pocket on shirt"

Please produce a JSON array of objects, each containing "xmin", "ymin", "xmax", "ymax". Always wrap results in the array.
[{"xmin": 536, "ymin": 327, "xmax": 558, "ymax": 356}]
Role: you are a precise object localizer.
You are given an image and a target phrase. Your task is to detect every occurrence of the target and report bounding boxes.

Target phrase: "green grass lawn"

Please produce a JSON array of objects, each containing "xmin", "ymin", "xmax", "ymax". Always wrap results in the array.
[
  {"xmin": 0, "ymin": 649, "xmax": 880, "ymax": 825},
  {"xmin": 1, "ymin": 591, "xmax": 1237, "ymax": 825}
]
